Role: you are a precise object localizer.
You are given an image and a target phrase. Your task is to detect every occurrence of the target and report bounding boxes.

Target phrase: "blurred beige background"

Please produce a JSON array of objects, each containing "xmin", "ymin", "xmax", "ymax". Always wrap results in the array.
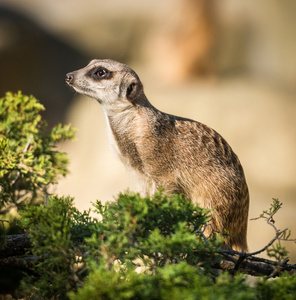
[{"xmin": 1, "ymin": 0, "xmax": 295, "ymax": 261}]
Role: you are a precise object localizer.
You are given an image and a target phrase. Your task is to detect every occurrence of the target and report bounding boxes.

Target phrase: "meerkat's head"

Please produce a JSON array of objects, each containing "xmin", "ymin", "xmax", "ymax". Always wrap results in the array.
[{"xmin": 66, "ymin": 59, "xmax": 146, "ymax": 108}]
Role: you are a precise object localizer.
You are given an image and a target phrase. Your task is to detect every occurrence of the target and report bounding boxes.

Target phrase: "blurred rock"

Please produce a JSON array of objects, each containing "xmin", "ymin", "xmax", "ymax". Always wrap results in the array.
[
  {"xmin": 144, "ymin": 0, "xmax": 216, "ymax": 83},
  {"xmin": 0, "ymin": 6, "xmax": 90, "ymax": 127}
]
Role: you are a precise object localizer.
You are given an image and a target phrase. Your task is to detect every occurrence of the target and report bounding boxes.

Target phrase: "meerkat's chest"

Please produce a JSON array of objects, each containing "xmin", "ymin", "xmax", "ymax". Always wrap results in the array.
[
  {"xmin": 103, "ymin": 110, "xmax": 144, "ymax": 170},
  {"xmin": 103, "ymin": 112, "xmax": 123, "ymax": 159}
]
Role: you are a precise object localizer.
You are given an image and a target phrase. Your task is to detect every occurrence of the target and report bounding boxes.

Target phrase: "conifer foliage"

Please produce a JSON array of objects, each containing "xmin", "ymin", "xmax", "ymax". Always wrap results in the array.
[{"xmin": 0, "ymin": 91, "xmax": 75, "ymax": 212}]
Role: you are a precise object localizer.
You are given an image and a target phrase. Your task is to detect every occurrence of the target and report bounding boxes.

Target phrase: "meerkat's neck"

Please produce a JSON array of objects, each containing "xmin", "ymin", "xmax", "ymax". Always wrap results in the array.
[{"xmin": 101, "ymin": 97, "xmax": 159, "ymax": 170}]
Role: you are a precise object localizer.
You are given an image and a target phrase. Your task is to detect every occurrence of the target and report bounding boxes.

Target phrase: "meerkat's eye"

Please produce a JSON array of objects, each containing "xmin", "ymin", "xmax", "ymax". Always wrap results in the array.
[{"xmin": 94, "ymin": 68, "xmax": 108, "ymax": 78}]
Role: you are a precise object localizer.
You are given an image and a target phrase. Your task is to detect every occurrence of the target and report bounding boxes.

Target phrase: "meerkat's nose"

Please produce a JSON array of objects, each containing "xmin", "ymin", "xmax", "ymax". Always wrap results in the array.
[{"xmin": 65, "ymin": 73, "xmax": 74, "ymax": 84}]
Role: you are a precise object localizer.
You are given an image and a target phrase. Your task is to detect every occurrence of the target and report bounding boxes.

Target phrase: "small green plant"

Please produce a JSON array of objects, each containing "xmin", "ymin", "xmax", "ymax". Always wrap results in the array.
[
  {"xmin": 257, "ymin": 198, "xmax": 282, "ymax": 222},
  {"xmin": 0, "ymin": 91, "xmax": 75, "ymax": 213},
  {"xmin": 252, "ymin": 198, "xmax": 294, "ymax": 266}
]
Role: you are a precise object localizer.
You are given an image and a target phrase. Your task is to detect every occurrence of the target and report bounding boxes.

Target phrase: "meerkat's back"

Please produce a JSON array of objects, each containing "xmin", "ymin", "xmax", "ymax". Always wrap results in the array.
[{"xmin": 66, "ymin": 59, "xmax": 249, "ymax": 251}]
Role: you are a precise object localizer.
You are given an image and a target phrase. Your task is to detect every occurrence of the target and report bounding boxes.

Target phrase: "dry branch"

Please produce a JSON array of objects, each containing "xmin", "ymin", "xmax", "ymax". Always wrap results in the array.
[
  {"xmin": 0, "ymin": 233, "xmax": 31, "ymax": 259},
  {"xmin": 1, "ymin": 233, "xmax": 295, "ymax": 277}
]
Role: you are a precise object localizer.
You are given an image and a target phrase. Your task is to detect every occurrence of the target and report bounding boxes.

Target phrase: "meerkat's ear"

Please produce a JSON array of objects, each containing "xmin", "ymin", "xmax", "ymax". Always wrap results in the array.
[{"xmin": 126, "ymin": 81, "xmax": 142, "ymax": 103}]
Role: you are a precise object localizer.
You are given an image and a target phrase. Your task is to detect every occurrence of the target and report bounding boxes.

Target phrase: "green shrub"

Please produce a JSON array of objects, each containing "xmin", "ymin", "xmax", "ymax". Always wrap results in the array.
[
  {"xmin": 87, "ymin": 190, "xmax": 220, "ymax": 271},
  {"xmin": 0, "ymin": 91, "xmax": 75, "ymax": 211},
  {"xmin": 69, "ymin": 261, "xmax": 256, "ymax": 300},
  {"xmin": 1, "ymin": 92, "xmax": 295, "ymax": 299},
  {"xmin": 256, "ymin": 273, "xmax": 296, "ymax": 300},
  {"xmin": 18, "ymin": 192, "xmax": 296, "ymax": 300},
  {"xmin": 18, "ymin": 196, "xmax": 96, "ymax": 299}
]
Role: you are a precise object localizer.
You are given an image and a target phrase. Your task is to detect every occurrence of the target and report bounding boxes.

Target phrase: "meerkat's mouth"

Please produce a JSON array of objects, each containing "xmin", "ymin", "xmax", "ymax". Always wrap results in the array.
[{"xmin": 67, "ymin": 82, "xmax": 103, "ymax": 104}]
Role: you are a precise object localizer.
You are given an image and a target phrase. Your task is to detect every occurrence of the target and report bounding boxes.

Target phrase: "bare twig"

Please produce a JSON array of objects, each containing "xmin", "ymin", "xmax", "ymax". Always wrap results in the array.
[
  {"xmin": 216, "ymin": 207, "xmax": 296, "ymax": 277},
  {"xmin": 0, "ymin": 255, "xmax": 38, "ymax": 271},
  {"xmin": 219, "ymin": 226, "xmax": 290, "ymax": 259},
  {"xmin": 0, "ymin": 220, "xmax": 9, "ymax": 224},
  {"xmin": 0, "ymin": 191, "xmax": 33, "ymax": 215},
  {"xmin": 197, "ymin": 223, "xmax": 210, "ymax": 246},
  {"xmin": 0, "ymin": 204, "xmax": 16, "ymax": 215}
]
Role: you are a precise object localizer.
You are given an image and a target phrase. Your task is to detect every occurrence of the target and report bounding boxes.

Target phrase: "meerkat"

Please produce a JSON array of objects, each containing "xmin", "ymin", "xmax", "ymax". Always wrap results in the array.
[{"xmin": 65, "ymin": 59, "xmax": 249, "ymax": 251}]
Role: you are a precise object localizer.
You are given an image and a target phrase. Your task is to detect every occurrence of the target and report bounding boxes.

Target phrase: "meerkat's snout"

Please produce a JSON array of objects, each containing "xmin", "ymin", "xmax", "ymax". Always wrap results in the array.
[
  {"xmin": 66, "ymin": 59, "xmax": 250, "ymax": 252},
  {"xmin": 65, "ymin": 73, "xmax": 74, "ymax": 84}
]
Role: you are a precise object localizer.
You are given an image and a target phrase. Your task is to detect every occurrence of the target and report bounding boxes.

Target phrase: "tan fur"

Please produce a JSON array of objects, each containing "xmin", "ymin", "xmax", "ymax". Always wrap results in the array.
[{"xmin": 66, "ymin": 59, "xmax": 249, "ymax": 251}]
